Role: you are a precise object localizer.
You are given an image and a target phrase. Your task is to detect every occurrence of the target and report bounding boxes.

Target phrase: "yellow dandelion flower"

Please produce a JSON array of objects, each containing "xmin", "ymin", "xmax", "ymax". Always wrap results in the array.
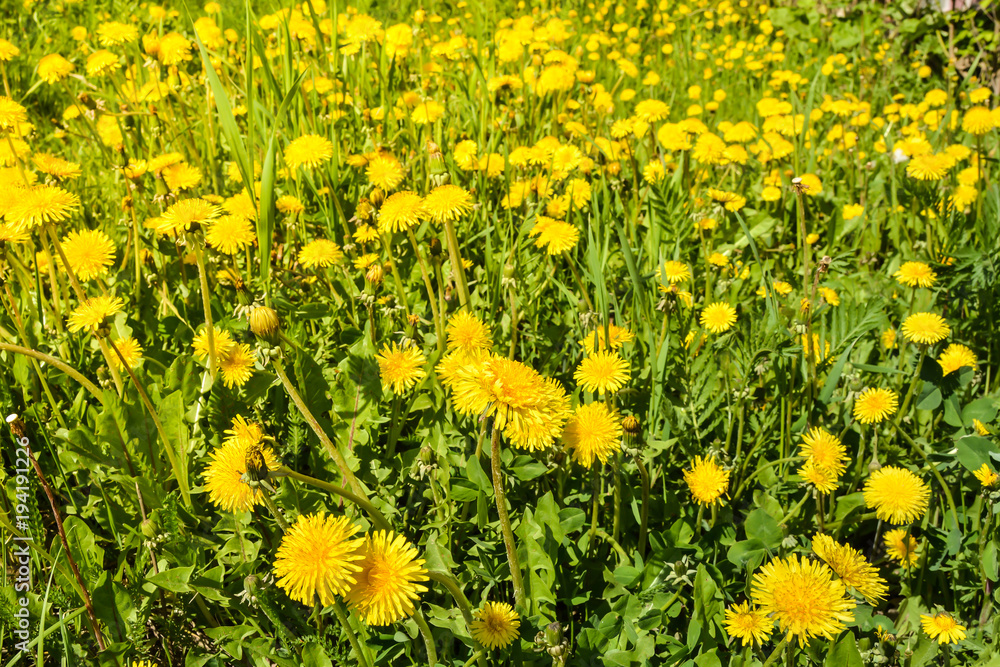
[
  {"xmin": 962, "ymin": 106, "xmax": 994, "ymax": 136},
  {"xmin": 376, "ymin": 342, "xmax": 427, "ymax": 393},
  {"xmin": 6, "ymin": 184, "xmax": 79, "ymax": 231},
  {"xmin": 811, "ymin": 534, "xmax": 888, "ymax": 605},
  {"xmin": 203, "ymin": 431, "xmax": 279, "ymax": 513},
  {"xmin": 377, "ymin": 191, "xmax": 426, "ymax": 233},
  {"xmin": 366, "ymin": 154, "xmax": 405, "ymax": 190},
  {"xmin": 701, "ymin": 302, "xmax": 737, "ymax": 333},
  {"xmin": 67, "ymin": 295, "xmax": 124, "ymax": 333},
  {"xmin": 574, "ymin": 351, "xmax": 629, "ymax": 395},
  {"xmin": 884, "ymin": 527, "xmax": 920, "ymax": 567},
  {"xmin": 156, "ymin": 198, "xmax": 220, "ymax": 236},
  {"xmin": 578, "ymin": 324, "xmax": 634, "ymax": 355},
  {"xmin": 274, "ymin": 513, "xmax": 365, "ymax": 606},
  {"xmin": 901, "ymin": 312, "xmax": 950, "ymax": 345},
  {"xmin": 882, "ymin": 329, "xmax": 897, "ymax": 350},
  {"xmin": 32, "ymin": 153, "xmax": 81, "ymax": 180},
  {"xmin": 346, "ymin": 531, "xmax": 429, "ymax": 626},
  {"xmin": 921, "ymin": 613, "xmax": 966, "ymax": 645},
  {"xmin": 723, "ymin": 601, "xmax": 772, "ymax": 646},
  {"xmin": 799, "ymin": 427, "xmax": 847, "ymax": 475},
  {"xmin": 449, "ymin": 355, "xmax": 569, "ymax": 451},
  {"xmin": 0, "ymin": 96, "xmax": 27, "ymax": 132},
  {"xmin": 750, "ymin": 554, "xmax": 856, "ymax": 646},
  {"xmin": 683, "ymin": 456, "xmax": 729, "ymax": 506},
  {"xmin": 220, "ymin": 343, "xmax": 255, "ymax": 389},
  {"xmin": 532, "ymin": 219, "xmax": 579, "ymax": 254},
  {"xmin": 973, "ymin": 463, "xmax": 999, "ymax": 488},
  {"xmin": 97, "ymin": 21, "xmax": 139, "ymax": 46},
  {"xmin": 205, "ymin": 215, "xmax": 256, "ymax": 255},
  {"xmin": 284, "ymin": 134, "xmax": 334, "ymax": 170},
  {"xmin": 470, "ymin": 602, "xmax": 520, "ymax": 650},
  {"xmin": 659, "ymin": 260, "xmax": 691, "ymax": 284},
  {"xmin": 863, "ymin": 466, "xmax": 930, "ymax": 524},
  {"xmin": 446, "ymin": 312, "xmax": 492, "ymax": 354},
  {"xmin": 299, "ymin": 239, "xmax": 343, "ymax": 269},
  {"xmin": 937, "ymin": 343, "xmax": 976, "ymax": 375},
  {"xmin": 192, "ymin": 326, "xmax": 235, "ymax": 360},
  {"xmin": 424, "ymin": 184, "xmax": 473, "ymax": 224},
  {"xmin": 108, "ymin": 336, "xmax": 143, "ymax": 371},
  {"xmin": 563, "ymin": 402, "xmax": 622, "ymax": 468},
  {"xmin": 60, "ymin": 229, "xmax": 116, "ymax": 281},
  {"xmin": 853, "ymin": 388, "xmax": 898, "ymax": 424},
  {"xmin": 906, "ymin": 153, "xmax": 953, "ymax": 181},
  {"xmin": 37, "ymin": 54, "xmax": 74, "ymax": 84},
  {"xmin": 894, "ymin": 261, "xmax": 936, "ymax": 287}
]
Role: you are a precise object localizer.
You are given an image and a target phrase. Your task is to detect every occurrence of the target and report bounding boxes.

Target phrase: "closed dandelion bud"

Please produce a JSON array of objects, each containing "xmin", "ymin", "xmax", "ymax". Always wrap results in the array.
[
  {"xmin": 249, "ymin": 305, "xmax": 280, "ymax": 341},
  {"xmin": 419, "ymin": 444, "xmax": 434, "ymax": 465},
  {"xmin": 622, "ymin": 415, "xmax": 641, "ymax": 443},
  {"xmin": 428, "ymin": 237, "xmax": 443, "ymax": 258},
  {"xmin": 366, "ymin": 262, "xmax": 384, "ymax": 286},
  {"xmin": 140, "ymin": 516, "xmax": 159, "ymax": 540},
  {"xmin": 354, "ymin": 198, "xmax": 374, "ymax": 223},
  {"xmin": 544, "ymin": 622, "xmax": 563, "ymax": 646},
  {"xmin": 244, "ymin": 574, "xmax": 262, "ymax": 597},
  {"xmin": 369, "ymin": 187, "xmax": 385, "ymax": 208},
  {"xmin": 244, "ymin": 444, "xmax": 270, "ymax": 483}
]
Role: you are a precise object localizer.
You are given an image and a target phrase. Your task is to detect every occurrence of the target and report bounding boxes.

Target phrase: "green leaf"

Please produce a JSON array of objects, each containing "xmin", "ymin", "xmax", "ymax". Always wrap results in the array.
[
  {"xmin": 983, "ymin": 539, "xmax": 998, "ymax": 582},
  {"xmin": 465, "ymin": 454, "xmax": 491, "ymax": 492},
  {"xmin": 147, "ymin": 565, "xmax": 195, "ymax": 593},
  {"xmin": 963, "ymin": 397, "xmax": 999, "ymax": 425},
  {"xmin": 744, "ymin": 509, "xmax": 783, "ymax": 549},
  {"xmin": 824, "ymin": 633, "xmax": 863, "ymax": 667},
  {"xmin": 955, "ymin": 436, "xmax": 997, "ymax": 473}
]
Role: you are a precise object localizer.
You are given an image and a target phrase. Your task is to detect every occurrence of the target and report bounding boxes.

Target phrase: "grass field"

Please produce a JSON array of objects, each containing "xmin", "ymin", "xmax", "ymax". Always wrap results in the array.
[{"xmin": 1, "ymin": 0, "xmax": 1000, "ymax": 665}]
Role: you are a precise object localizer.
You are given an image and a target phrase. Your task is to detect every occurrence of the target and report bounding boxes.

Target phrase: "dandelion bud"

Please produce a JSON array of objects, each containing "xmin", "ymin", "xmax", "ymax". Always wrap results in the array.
[
  {"xmin": 366, "ymin": 262, "xmax": 384, "ymax": 286},
  {"xmin": 426, "ymin": 140, "xmax": 442, "ymax": 161},
  {"xmin": 369, "ymin": 187, "xmax": 385, "ymax": 208},
  {"xmin": 407, "ymin": 313, "xmax": 420, "ymax": 328},
  {"xmin": 249, "ymin": 305, "xmax": 280, "ymax": 341},
  {"xmin": 354, "ymin": 198, "xmax": 374, "ymax": 223},
  {"xmin": 428, "ymin": 237, "xmax": 443, "ymax": 258},
  {"xmin": 244, "ymin": 444, "xmax": 270, "ymax": 483},
  {"xmin": 622, "ymin": 415, "xmax": 641, "ymax": 440},
  {"xmin": 140, "ymin": 516, "xmax": 159, "ymax": 540},
  {"xmin": 244, "ymin": 574, "xmax": 262, "ymax": 596}
]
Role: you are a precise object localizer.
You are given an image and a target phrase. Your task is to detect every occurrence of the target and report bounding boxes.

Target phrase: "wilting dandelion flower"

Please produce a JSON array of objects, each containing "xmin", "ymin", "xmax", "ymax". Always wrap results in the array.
[
  {"xmin": 883, "ymin": 528, "xmax": 920, "ymax": 567},
  {"xmin": 700, "ymin": 302, "xmax": 737, "ymax": 333},
  {"xmin": 750, "ymin": 554, "xmax": 856, "ymax": 646},
  {"xmin": 811, "ymin": 534, "xmax": 888, "ymax": 605},
  {"xmin": 563, "ymin": 402, "xmax": 622, "ymax": 468},
  {"xmin": 863, "ymin": 466, "xmax": 930, "ymax": 524},
  {"xmin": 901, "ymin": 312, "xmax": 950, "ymax": 345},
  {"xmin": 853, "ymin": 388, "xmax": 898, "ymax": 424},
  {"xmin": 274, "ymin": 513, "xmax": 365, "ymax": 606},
  {"xmin": 921, "ymin": 613, "xmax": 967, "ymax": 645},
  {"xmin": 346, "ymin": 531, "xmax": 429, "ymax": 626},
  {"xmin": 723, "ymin": 601, "xmax": 772, "ymax": 646},
  {"xmin": 68, "ymin": 295, "xmax": 124, "ymax": 333},
  {"xmin": 574, "ymin": 351, "xmax": 629, "ymax": 395},
  {"xmin": 376, "ymin": 342, "xmax": 427, "ymax": 393},
  {"xmin": 683, "ymin": 456, "xmax": 729, "ymax": 506},
  {"xmin": 61, "ymin": 229, "xmax": 116, "ymax": 281},
  {"xmin": 470, "ymin": 602, "xmax": 520, "ymax": 650}
]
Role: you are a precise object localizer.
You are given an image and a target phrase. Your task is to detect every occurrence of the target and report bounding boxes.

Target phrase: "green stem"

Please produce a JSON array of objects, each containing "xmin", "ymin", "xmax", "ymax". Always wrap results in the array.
[
  {"xmin": 412, "ymin": 608, "xmax": 438, "ymax": 667},
  {"xmin": 443, "ymin": 217, "xmax": 471, "ymax": 308},
  {"xmin": 761, "ymin": 637, "xmax": 789, "ymax": 667},
  {"xmin": 272, "ymin": 356, "xmax": 367, "ymax": 498},
  {"xmin": 489, "ymin": 422, "xmax": 525, "ymax": 612},
  {"xmin": 0, "ymin": 342, "xmax": 106, "ymax": 408},
  {"xmin": 890, "ymin": 420, "xmax": 959, "ymax": 529},
  {"xmin": 191, "ymin": 238, "xmax": 217, "ymax": 380},
  {"xmin": 333, "ymin": 602, "xmax": 372, "ymax": 667},
  {"xmin": 407, "ymin": 229, "xmax": 444, "ymax": 353},
  {"xmin": 260, "ymin": 490, "xmax": 289, "ymax": 532},
  {"xmin": 635, "ymin": 453, "xmax": 650, "ymax": 559},
  {"xmin": 277, "ymin": 467, "xmax": 391, "ymax": 532},
  {"xmin": 896, "ymin": 347, "xmax": 927, "ymax": 422},
  {"xmin": 107, "ymin": 337, "xmax": 191, "ymax": 507}
]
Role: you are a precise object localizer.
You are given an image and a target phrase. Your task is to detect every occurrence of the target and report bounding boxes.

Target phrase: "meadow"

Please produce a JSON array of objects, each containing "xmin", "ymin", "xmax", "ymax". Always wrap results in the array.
[{"xmin": 1, "ymin": 0, "xmax": 999, "ymax": 665}]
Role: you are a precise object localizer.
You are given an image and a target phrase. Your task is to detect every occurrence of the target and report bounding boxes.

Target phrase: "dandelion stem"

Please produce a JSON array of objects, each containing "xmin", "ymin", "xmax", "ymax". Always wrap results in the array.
[
  {"xmin": 0, "ymin": 342, "xmax": 106, "ymax": 408},
  {"xmin": 272, "ymin": 356, "xmax": 367, "ymax": 498},
  {"xmin": 489, "ymin": 422, "xmax": 526, "ymax": 612},
  {"xmin": 761, "ymin": 637, "xmax": 788, "ymax": 667},
  {"xmin": 443, "ymin": 217, "xmax": 471, "ymax": 308},
  {"xmin": 107, "ymin": 337, "xmax": 191, "ymax": 506},
  {"xmin": 635, "ymin": 452, "xmax": 650, "ymax": 559},
  {"xmin": 259, "ymin": 490, "xmax": 289, "ymax": 533},
  {"xmin": 412, "ymin": 608, "xmax": 439, "ymax": 667},
  {"xmin": 277, "ymin": 467, "xmax": 391, "ymax": 532},
  {"xmin": 889, "ymin": 420, "xmax": 959, "ymax": 529},
  {"xmin": 896, "ymin": 347, "xmax": 927, "ymax": 424},
  {"xmin": 332, "ymin": 601, "xmax": 372, "ymax": 667},
  {"xmin": 190, "ymin": 238, "xmax": 217, "ymax": 381},
  {"xmin": 407, "ymin": 229, "xmax": 444, "ymax": 353}
]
